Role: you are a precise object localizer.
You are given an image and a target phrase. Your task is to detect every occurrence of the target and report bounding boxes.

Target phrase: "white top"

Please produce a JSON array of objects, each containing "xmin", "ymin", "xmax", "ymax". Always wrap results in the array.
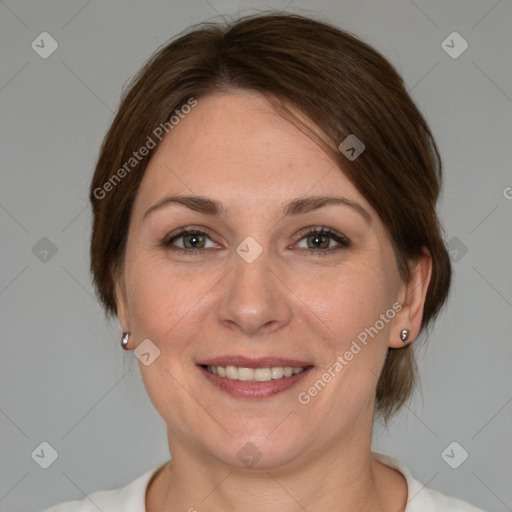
[{"xmin": 40, "ymin": 452, "xmax": 486, "ymax": 511}]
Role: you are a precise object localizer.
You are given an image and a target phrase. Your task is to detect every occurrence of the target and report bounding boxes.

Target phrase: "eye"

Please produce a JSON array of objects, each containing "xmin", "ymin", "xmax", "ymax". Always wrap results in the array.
[
  {"xmin": 295, "ymin": 226, "xmax": 350, "ymax": 254},
  {"xmin": 164, "ymin": 229, "xmax": 217, "ymax": 253},
  {"xmin": 163, "ymin": 226, "xmax": 350, "ymax": 256}
]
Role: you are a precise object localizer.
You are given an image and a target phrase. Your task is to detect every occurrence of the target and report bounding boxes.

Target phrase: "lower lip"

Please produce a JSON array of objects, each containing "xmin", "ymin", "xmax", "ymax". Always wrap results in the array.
[{"xmin": 199, "ymin": 366, "xmax": 313, "ymax": 398}]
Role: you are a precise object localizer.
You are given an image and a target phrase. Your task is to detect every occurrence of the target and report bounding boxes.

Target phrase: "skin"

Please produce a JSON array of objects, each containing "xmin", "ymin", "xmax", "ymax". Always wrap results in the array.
[{"xmin": 114, "ymin": 90, "xmax": 432, "ymax": 511}]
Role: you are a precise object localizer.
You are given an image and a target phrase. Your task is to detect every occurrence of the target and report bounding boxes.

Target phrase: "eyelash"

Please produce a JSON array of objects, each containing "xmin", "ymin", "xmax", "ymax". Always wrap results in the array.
[{"xmin": 163, "ymin": 226, "xmax": 350, "ymax": 256}]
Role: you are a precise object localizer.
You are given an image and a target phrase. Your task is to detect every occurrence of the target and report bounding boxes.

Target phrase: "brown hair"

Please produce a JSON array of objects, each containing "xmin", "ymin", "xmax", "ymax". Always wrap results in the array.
[{"xmin": 89, "ymin": 12, "xmax": 451, "ymax": 423}]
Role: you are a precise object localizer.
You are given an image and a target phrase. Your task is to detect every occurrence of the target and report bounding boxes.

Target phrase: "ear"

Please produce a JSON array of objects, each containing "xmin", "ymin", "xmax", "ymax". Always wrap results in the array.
[
  {"xmin": 389, "ymin": 248, "xmax": 432, "ymax": 348},
  {"xmin": 113, "ymin": 265, "xmax": 131, "ymax": 334}
]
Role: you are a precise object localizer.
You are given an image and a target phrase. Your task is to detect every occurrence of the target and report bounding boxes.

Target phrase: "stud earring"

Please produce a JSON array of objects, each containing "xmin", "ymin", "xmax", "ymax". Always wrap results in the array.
[
  {"xmin": 121, "ymin": 331, "xmax": 131, "ymax": 350},
  {"xmin": 400, "ymin": 329, "xmax": 410, "ymax": 343}
]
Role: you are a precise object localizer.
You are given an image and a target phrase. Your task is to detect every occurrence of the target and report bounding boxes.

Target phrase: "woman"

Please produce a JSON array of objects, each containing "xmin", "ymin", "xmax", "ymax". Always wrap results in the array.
[{"xmin": 42, "ymin": 12, "xmax": 485, "ymax": 512}]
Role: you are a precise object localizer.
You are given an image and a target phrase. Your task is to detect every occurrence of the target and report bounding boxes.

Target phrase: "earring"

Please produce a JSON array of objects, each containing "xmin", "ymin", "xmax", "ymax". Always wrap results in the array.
[
  {"xmin": 400, "ymin": 329, "xmax": 410, "ymax": 343},
  {"xmin": 121, "ymin": 331, "xmax": 131, "ymax": 350}
]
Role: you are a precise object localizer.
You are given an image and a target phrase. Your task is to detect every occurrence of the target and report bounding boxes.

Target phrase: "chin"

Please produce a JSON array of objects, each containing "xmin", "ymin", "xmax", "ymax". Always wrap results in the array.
[{"xmin": 204, "ymin": 429, "xmax": 312, "ymax": 472}]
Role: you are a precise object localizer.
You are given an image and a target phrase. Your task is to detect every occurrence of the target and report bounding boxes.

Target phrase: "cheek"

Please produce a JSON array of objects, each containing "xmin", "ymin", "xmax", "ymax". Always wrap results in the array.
[
  {"xmin": 125, "ymin": 255, "xmax": 199, "ymax": 332},
  {"xmin": 302, "ymin": 260, "xmax": 396, "ymax": 348},
  {"xmin": 125, "ymin": 266, "xmax": 174, "ymax": 339},
  {"xmin": 294, "ymin": 262, "xmax": 397, "ymax": 421},
  {"xmin": 123, "ymin": 257, "xmax": 208, "ymax": 425}
]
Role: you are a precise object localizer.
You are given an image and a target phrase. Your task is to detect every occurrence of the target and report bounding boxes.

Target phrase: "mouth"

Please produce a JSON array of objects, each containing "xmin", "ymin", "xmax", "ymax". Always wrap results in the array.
[{"xmin": 196, "ymin": 357, "xmax": 314, "ymax": 398}]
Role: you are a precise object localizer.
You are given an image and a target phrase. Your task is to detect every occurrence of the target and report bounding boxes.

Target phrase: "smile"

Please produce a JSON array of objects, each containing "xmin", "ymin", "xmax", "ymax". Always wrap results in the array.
[{"xmin": 198, "ymin": 359, "xmax": 314, "ymax": 398}]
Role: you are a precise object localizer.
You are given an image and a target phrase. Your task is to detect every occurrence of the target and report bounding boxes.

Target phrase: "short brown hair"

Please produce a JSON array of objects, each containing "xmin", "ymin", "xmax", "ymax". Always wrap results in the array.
[{"xmin": 89, "ymin": 12, "xmax": 451, "ymax": 423}]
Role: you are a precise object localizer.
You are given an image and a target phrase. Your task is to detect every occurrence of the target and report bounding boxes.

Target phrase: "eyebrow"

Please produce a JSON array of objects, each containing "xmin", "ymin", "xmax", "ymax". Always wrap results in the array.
[{"xmin": 142, "ymin": 194, "xmax": 372, "ymax": 224}]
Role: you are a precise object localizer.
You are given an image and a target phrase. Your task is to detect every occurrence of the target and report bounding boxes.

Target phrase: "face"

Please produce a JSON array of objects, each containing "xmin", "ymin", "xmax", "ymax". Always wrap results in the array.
[{"xmin": 115, "ymin": 91, "xmax": 417, "ymax": 471}]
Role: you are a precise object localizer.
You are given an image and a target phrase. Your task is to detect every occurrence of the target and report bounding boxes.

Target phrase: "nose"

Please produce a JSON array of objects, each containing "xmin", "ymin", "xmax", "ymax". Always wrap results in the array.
[{"xmin": 216, "ymin": 245, "xmax": 293, "ymax": 337}]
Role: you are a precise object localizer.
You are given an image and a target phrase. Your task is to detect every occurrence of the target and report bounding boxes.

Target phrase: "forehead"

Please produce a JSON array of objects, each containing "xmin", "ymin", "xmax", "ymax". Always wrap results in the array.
[{"xmin": 134, "ymin": 91, "xmax": 371, "ymax": 215}]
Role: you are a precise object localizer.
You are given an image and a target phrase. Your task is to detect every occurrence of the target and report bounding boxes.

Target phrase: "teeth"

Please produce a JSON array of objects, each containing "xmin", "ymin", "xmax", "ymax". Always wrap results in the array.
[
  {"xmin": 270, "ymin": 367, "xmax": 283, "ymax": 379},
  {"xmin": 206, "ymin": 365, "xmax": 306, "ymax": 381}
]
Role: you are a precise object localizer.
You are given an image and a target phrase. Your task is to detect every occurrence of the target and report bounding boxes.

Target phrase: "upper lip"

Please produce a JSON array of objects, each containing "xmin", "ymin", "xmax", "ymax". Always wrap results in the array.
[{"xmin": 197, "ymin": 356, "xmax": 313, "ymax": 368}]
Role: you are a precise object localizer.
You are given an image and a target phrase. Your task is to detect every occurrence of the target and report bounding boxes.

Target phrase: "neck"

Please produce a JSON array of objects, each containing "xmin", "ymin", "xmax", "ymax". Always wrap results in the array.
[{"xmin": 151, "ymin": 425, "xmax": 407, "ymax": 512}]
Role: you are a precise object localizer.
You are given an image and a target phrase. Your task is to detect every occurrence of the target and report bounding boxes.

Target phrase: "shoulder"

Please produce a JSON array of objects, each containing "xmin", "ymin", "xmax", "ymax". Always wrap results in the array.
[
  {"xmin": 414, "ymin": 485, "xmax": 487, "ymax": 511},
  {"xmin": 39, "ymin": 464, "xmax": 164, "ymax": 512},
  {"xmin": 371, "ymin": 452, "xmax": 486, "ymax": 512}
]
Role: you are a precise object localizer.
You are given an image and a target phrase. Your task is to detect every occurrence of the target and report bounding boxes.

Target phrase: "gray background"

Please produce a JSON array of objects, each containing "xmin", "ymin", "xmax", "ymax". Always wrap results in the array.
[{"xmin": 1, "ymin": 0, "xmax": 511, "ymax": 510}]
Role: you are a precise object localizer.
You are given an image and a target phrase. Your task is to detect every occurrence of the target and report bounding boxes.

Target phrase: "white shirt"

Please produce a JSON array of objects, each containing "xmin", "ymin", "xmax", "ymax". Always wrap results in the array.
[{"xmin": 39, "ymin": 452, "xmax": 486, "ymax": 511}]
